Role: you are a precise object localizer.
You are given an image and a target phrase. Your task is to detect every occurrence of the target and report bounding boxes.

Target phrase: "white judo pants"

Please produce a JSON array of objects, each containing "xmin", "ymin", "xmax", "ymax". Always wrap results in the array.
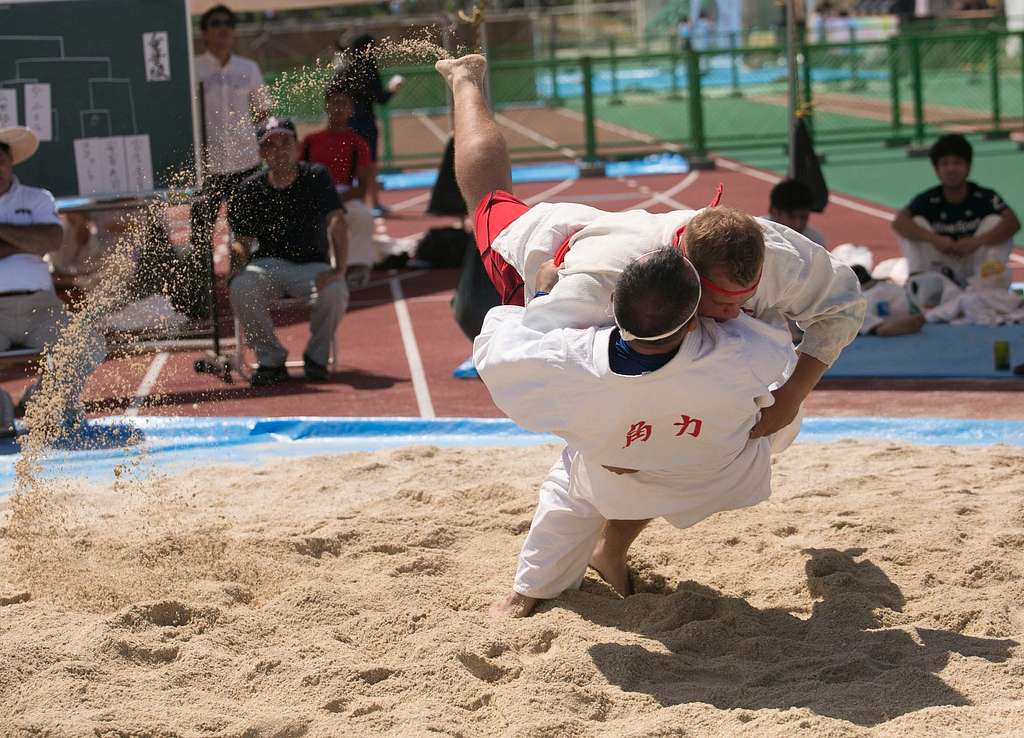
[
  {"xmin": 513, "ymin": 408, "xmax": 803, "ymax": 599},
  {"xmin": 897, "ymin": 214, "xmax": 1011, "ymax": 285}
]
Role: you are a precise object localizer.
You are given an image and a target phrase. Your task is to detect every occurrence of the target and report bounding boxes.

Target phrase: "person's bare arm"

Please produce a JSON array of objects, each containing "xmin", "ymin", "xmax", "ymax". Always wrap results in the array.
[
  {"xmin": 872, "ymin": 314, "xmax": 926, "ymax": 337},
  {"xmin": 315, "ymin": 209, "xmax": 349, "ymax": 292},
  {"xmin": 0, "ymin": 223, "xmax": 64, "ymax": 256},
  {"xmin": 892, "ymin": 209, "xmax": 955, "ymax": 252},
  {"xmin": 749, "ymin": 352, "xmax": 826, "ymax": 438},
  {"xmin": 343, "ymin": 163, "xmax": 370, "ymax": 202},
  {"xmin": 953, "ymin": 209, "xmax": 1022, "ymax": 255}
]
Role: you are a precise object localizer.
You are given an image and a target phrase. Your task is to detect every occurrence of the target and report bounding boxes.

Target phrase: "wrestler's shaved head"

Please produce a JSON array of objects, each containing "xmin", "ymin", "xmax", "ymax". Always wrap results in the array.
[{"xmin": 613, "ymin": 247, "xmax": 700, "ymax": 343}]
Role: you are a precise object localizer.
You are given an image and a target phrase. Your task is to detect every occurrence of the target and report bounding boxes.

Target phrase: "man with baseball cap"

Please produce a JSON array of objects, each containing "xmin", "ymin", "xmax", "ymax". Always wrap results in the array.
[
  {"xmin": 227, "ymin": 116, "xmax": 350, "ymax": 387},
  {"xmin": 0, "ymin": 126, "xmax": 107, "ymax": 431}
]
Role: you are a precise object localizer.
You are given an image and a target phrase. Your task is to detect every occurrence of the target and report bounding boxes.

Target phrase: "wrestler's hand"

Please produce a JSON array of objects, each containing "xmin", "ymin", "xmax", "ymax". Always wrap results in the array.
[
  {"xmin": 534, "ymin": 258, "xmax": 560, "ymax": 294},
  {"xmin": 749, "ymin": 389, "xmax": 800, "ymax": 438}
]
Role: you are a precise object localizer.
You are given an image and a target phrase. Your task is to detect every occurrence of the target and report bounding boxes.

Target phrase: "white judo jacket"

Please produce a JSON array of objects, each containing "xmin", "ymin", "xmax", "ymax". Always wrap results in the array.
[
  {"xmin": 474, "ymin": 307, "xmax": 797, "ymax": 525},
  {"xmin": 488, "ymin": 203, "xmax": 866, "ymax": 366}
]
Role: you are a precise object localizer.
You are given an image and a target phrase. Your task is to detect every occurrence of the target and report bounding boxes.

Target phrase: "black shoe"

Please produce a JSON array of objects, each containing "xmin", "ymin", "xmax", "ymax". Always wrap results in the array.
[
  {"xmin": 250, "ymin": 364, "xmax": 289, "ymax": 387},
  {"xmin": 1014, "ymin": 362, "xmax": 1024, "ymax": 376},
  {"xmin": 303, "ymin": 354, "xmax": 330, "ymax": 383}
]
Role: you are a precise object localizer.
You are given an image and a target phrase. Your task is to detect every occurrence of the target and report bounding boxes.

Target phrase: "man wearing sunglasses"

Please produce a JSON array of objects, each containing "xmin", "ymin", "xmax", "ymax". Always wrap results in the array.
[
  {"xmin": 189, "ymin": 4, "xmax": 271, "ymax": 317},
  {"xmin": 437, "ymin": 54, "xmax": 863, "ymax": 615}
]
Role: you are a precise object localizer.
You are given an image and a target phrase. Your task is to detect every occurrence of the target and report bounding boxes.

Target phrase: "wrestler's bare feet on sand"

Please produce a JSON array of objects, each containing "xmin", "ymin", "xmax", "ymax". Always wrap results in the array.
[
  {"xmin": 435, "ymin": 54, "xmax": 488, "ymax": 89},
  {"xmin": 590, "ymin": 538, "xmax": 633, "ymax": 598},
  {"xmin": 490, "ymin": 591, "xmax": 539, "ymax": 618}
]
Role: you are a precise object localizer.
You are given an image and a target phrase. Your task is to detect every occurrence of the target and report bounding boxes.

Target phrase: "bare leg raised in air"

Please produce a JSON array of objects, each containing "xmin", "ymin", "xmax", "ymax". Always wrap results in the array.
[{"xmin": 435, "ymin": 54, "xmax": 513, "ymax": 211}]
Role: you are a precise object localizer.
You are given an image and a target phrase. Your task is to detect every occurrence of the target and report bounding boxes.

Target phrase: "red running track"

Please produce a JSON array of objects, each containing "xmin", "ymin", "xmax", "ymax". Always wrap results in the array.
[{"xmin": 2, "ymin": 159, "xmax": 1022, "ymax": 421}]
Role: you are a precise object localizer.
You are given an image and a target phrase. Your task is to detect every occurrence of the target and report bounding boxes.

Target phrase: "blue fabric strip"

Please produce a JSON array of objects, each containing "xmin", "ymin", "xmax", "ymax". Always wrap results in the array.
[{"xmin": 3, "ymin": 415, "xmax": 1023, "ymax": 496}]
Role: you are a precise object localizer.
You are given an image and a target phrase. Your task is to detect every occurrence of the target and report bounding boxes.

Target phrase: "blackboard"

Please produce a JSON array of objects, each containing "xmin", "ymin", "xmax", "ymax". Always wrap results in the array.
[{"xmin": 0, "ymin": 0, "xmax": 197, "ymax": 199}]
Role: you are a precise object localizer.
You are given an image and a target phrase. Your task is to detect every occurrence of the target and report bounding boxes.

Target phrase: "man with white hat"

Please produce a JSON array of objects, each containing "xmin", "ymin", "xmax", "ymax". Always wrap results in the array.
[{"xmin": 0, "ymin": 126, "xmax": 107, "ymax": 427}]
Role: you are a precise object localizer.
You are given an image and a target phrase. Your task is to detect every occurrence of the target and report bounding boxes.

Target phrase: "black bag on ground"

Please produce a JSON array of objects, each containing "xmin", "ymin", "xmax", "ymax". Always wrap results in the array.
[
  {"xmin": 415, "ymin": 227, "xmax": 470, "ymax": 268},
  {"xmin": 452, "ymin": 240, "xmax": 501, "ymax": 340}
]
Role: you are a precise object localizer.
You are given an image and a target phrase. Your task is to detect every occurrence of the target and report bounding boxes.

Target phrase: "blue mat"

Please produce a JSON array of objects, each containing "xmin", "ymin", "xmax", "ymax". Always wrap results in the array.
[
  {"xmin": 826, "ymin": 324, "xmax": 1024, "ymax": 379},
  {"xmin": 379, "ymin": 154, "xmax": 689, "ymax": 192},
  {"xmin": 4, "ymin": 415, "xmax": 1024, "ymax": 496}
]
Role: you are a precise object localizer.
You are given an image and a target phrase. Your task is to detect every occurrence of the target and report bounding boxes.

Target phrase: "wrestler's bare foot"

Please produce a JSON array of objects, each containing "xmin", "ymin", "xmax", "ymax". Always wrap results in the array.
[
  {"xmin": 590, "ymin": 537, "xmax": 632, "ymax": 598},
  {"xmin": 435, "ymin": 54, "xmax": 488, "ymax": 90},
  {"xmin": 489, "ymin": 591, "xmax": 539, "ymax": 618}
]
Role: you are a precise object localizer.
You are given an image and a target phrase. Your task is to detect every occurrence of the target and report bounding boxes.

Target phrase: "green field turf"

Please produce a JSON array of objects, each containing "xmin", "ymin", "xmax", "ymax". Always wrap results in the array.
[{"xmin": 568, "ymin": 92, "xmax": 1024, "ymax": 212}]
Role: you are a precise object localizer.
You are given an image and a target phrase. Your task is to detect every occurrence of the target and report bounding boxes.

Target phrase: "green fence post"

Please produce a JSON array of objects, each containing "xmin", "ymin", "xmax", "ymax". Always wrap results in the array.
[
  {"xmin": 729, "ymin": 31, "xmax": 742, "ymax": 97},
  {"xmin": 609, "ymin": 37, "xmax": 623, "ymax": 105},
  {"xmin": 986, "ymin": 31, "xmax": 1005, "ymax": 138},
  {"xmin": 685, "ymin": 48, "xmax": 707, "ymax": 160},
  {"xmin": 581, "ymin": 56, "xmax": 598, "ymax": 164},
  {"xmin": 848, "ymin": 24, "xmax": 865, "ymax": 90},
  {"xmin": 380, "ymin": 103, "xmax": 393, "ymax": 167},
  {"xmin": 1020, "ymin": 32, "xmax": 1024, "ymax": 147},
  {"xmin": 801, "ymin": 36, "xmax": 814, "ymax": 136},
  {"xmin": 548, "ymin": 38, "xmax": 562, "ymax": 106},
  {"xmin": 910, "ymin": 35, "xmax": 925, "ymax": 147},
  {"xmin": 885, "ymin": 37, "xmax": 908, "ymax": 146}
]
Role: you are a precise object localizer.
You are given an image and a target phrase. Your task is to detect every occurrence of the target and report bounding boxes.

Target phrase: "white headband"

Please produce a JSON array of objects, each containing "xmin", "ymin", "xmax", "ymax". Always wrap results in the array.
[{"xmin": 613, "ymin": 250, "xmax": 702, "ymax": 343}]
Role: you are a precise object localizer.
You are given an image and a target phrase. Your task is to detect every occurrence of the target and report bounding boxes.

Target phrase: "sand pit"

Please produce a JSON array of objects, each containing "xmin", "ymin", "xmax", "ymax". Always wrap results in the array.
[{"xmin": 1, "ymin": 439, "xmax": 1022, "ymax": 737}]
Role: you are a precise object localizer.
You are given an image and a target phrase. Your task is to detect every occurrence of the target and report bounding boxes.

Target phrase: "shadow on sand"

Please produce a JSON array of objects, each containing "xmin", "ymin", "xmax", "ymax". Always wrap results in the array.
[{"xmin": 561, "ymin": 548, "xmax": 1015, "ymax": 726}]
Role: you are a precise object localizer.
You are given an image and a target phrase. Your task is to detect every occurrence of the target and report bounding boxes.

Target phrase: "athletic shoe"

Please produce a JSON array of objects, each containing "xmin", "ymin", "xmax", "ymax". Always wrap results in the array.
[
  {"xmin": 303, "ymin": 354, "xmax": 330, "ymax": 383},
  {"xmin": 250, "ymin": 364, "xmax": 289, "ymax": 387},
  {"xmin": 452, "ymin": 356, "xmax": 479, "ymax": 379},
  {"xmin": 1014, "ymin": 362, "xmax": 1024, "ymax": 376}
]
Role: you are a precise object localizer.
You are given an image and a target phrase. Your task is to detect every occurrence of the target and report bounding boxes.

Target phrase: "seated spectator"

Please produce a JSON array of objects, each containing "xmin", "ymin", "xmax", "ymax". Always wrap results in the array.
[
  {"xmin": 767, "ymin": 179, "xmax": 826, "ymax": 246},
  {"xmin": 892, "ymin": 134, "xmax": 1020, "ymax": 286},
  {"xmin": 300, "ymin": 77, "xmax": 377, "ymax": 287},
  {"xmin": 0, "ymin": 126, "xmax": 106, "ymax": 424},
  {"xmin": 228, "ymin": 116, "xmax": 349, "ymax": 387}
]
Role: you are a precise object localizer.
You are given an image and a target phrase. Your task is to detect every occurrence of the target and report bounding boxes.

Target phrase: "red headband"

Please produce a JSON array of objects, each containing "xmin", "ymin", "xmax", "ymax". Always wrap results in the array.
[{"xmin": 700, "ymin": 271, "xmax": 762, "ymax": 296}]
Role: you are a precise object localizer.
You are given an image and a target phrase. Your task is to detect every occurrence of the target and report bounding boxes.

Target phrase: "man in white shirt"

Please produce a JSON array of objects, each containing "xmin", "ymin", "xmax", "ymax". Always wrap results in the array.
[
  {"xmin": 0, "ymin": 127, "xmax": 106, "ymax": 424},
  {"xmin": 476, "ymin": 247, "xmax": 798, "ymax": 617},
  {"xmin": 190, "ymin": 4, "xmax": 271, "ymax": 316},
  {"xmin": 436, "ymin": 54, "xmax": 862, "ymax": 612}
]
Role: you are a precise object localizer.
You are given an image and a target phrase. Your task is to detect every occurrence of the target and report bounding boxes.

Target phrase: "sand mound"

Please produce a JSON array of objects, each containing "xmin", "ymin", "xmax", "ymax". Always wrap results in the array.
[{"xmin": 1, "ymin": 440, "xmax": 1022, "ymax": 736}]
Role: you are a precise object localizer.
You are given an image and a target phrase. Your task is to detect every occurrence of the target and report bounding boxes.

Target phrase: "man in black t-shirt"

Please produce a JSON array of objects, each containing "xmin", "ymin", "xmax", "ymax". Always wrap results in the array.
[
  {"xmin": 228, "ymin": 116, "xmax": 349, "ymax": 386},
  {"xmin": 892, "ymin": 134, "xmax": 1019, "ymax": 286}
]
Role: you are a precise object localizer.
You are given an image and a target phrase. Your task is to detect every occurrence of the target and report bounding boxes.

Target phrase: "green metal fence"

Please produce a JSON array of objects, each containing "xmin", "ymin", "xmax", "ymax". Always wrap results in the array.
[{"xmin": 270, "ymin": 29, "xmax": 1024, "ymax": 169}]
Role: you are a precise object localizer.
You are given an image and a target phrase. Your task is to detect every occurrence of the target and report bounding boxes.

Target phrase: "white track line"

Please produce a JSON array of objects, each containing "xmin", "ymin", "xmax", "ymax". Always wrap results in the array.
[
  {"xmin": 390, "ymin": 191, "xmax": 431, "ymax": 212},
  {"xmin": 125, "ymin": 351, "xmax": 169, "ymax": 417},
  {"xmin": 555, "ymin": 109, "xmax": 681, "ymax": 152},
  {"xmin": 716, "ymin": 157, "xmax": 896, "ymax": 221},
  {"xmin": 494, "ymin": 113, "xmax": 578, "ymax": 159},
  {"xmin": 632, "ymin": 170, "xmax": 700, "ymax": 210},
  {"xmin": 524, "ymin": 178, "xmax": 577, "ymax": 204},
  {"xmin": 414, "ymin": 111, "xmax": 449, "ymax": 143},
  {"xmin": 1011, "ymin": 253, "xmax": 1024, "ymax": 266},
  {"xmin": 389, "ymin": 277, "xmax": 435, "ymax": 418}
]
